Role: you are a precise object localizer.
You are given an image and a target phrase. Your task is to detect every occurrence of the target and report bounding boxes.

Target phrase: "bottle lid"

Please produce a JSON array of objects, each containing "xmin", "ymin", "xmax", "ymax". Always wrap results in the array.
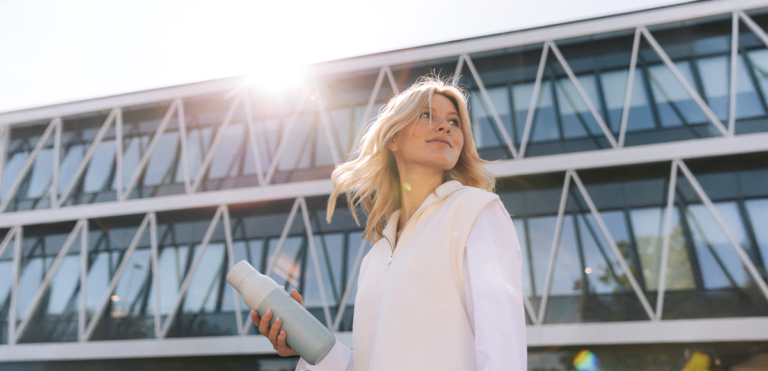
[{"xmin": 227, "ymin": 260, "xmax": 257, "ymax": 290}]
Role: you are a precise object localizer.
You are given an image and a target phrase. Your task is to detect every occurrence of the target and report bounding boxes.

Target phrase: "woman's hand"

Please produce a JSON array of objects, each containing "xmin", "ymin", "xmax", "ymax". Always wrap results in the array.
[{"xmin": 251, "ymin": 289, "xmax": 305, "ymax": 357}]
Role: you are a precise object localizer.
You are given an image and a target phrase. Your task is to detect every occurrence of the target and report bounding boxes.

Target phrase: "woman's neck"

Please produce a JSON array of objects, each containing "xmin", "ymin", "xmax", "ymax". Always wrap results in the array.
[{"xmin": 397, "ymin": 172, "xmax": 444, "ymax": 234}]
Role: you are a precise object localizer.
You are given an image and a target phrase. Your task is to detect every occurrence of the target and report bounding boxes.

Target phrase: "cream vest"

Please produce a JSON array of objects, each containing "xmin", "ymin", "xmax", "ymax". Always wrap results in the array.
[{"xmin": 353, "ymin": 180, "xmax": 508, "ymax": 371}]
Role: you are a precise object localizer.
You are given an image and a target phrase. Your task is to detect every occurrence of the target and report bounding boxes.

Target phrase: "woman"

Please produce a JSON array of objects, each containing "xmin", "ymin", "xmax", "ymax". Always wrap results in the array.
[{"xmin": 253, "ymin": 76, "xmax": 527, "ymax": 370}]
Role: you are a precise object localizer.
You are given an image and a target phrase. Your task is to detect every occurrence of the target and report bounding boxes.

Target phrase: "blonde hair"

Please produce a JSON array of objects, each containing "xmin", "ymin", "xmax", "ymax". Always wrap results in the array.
[{"xmin": 326, "ymin": 76, "xmax": 495, "ymax": 243}]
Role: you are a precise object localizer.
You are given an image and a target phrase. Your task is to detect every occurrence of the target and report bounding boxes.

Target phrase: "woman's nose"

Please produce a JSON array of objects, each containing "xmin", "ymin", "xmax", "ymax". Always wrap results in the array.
[{"xmin": 436, "ymin": 119, "xmax": 451, "ymax": 133}]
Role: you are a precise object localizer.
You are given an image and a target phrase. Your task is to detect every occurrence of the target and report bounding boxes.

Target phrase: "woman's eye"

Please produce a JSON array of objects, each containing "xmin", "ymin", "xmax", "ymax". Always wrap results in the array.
[
  {"xmin": 420, "ymin": 112, "xmax": 431, "ymax": 119},
  {"xmin": 450, "ymin": 119, "xmax": 460, "ymax": 126}
]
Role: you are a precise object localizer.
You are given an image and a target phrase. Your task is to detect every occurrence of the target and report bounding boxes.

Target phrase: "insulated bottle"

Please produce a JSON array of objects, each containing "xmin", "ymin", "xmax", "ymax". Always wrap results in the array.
[{"xmin": 226, "ymin": 260, "xmax": 336, "ymax": 365}]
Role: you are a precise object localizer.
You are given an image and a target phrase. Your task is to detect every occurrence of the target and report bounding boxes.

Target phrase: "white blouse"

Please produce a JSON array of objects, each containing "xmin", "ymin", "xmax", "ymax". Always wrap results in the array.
[{"xmin": 295, "ymin": 202, "xmax": 527, "ymax": 371}]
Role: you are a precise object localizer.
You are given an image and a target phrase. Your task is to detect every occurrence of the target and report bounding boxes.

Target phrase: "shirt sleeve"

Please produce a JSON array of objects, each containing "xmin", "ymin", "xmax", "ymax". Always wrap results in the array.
[
  {"xmin": 295, "ymin": 340, "xmax": 353, "ymax": 371},
  {"xmin": 464, "ymin": 202, "xmax": 528, "ymax": 371}
]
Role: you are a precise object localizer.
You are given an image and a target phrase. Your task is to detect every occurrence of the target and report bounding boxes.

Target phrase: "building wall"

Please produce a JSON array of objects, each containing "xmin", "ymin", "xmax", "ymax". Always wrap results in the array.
[{"xmin": 1, "ymin": 1, "xmax": 767, "ymax": 369}]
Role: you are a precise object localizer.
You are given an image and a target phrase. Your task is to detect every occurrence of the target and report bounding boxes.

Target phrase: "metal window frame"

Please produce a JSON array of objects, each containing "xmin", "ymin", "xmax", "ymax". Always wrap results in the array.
[
  {"xmin": 13, "ymin": 219, "xmax": 86, "ymax": 343},
  {"xmin": 547, "ymin": 41, "xmax": 618, "ymax": 148},
  {"xmin": 0, "ymin": 118, "xmax": 58, "ymax": 212},
  {"xmin": 519, "ymin": 43, "xmax": 549, "ymax": 158},
  {"xmin": 460, "ymin": 54, "xmax": 519, "ymax": 158},
  {"xmin": 82, "ymin": 213, "xmax": 152, "ymax": 341},
  {"xmin": 122, "ymin": 100, "xmax": 180, "ymax": 200},
  {"xmin": 158, "ymin": 205, "xmax": 225, "ymax": 338}
]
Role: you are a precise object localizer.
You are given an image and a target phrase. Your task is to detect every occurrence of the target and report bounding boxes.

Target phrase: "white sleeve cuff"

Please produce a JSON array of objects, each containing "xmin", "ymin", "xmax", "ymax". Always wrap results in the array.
[{"xmin": 295, "ymin": 340, "xmax": 353, "ymax": 371}]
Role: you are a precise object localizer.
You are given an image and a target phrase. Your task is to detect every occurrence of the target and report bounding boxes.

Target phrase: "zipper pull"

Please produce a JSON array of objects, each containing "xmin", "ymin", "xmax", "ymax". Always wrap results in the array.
[{"xmin": 388, "ymin": 254, "xmax": 392, "ymax": 265}]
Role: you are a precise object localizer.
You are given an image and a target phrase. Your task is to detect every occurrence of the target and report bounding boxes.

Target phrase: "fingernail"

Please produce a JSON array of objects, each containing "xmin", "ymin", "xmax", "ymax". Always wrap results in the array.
[
  {"xmin": 266, "ymin": 309, "xmax": 271, "ymax": 315},
  {"xmin": 276, "ymin": 317, "xmax": 281, "ymax": 323}
]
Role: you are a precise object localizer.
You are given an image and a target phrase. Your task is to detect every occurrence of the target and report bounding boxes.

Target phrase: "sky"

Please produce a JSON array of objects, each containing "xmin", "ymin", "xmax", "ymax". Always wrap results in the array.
[{"xmin": 0, "ymin": 0, "xmax": 694, "ymax": 113}]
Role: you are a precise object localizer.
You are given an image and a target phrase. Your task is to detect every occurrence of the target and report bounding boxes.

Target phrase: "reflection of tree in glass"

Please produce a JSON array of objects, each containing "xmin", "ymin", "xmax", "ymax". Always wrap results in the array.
[{"xmin": 635, "ymin": 223, "xmax": 695, "ymax": 291}]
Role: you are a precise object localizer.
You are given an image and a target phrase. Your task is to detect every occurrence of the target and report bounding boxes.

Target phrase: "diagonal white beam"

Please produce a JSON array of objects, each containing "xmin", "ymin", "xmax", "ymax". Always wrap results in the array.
[
  {"xmin": 729, "ymin": 12, "xmax": 739, "ymax": 136},
  {"xmin": 463, "ymin": 54, "xmax": 519, "ymax": 158},
  {"xmin": 123, "ymin": 100, "xmax": 179, "ymax": 200},
  {"xmin": 548, "ymin": 41, "xmax": 618, "ymax": 148},
  {"xmin": 159, "ymin": 205, "xmax": 225, "ymax": 338},
  {"xmin": 739, "ymin": 11, "xmax": 768, "ymax": 50},
  {"xmin": 0, "ymin": 127, "xmax": 8, "ymax": 198},
  {"xmin": 298, "ymin": 197, "xmax": 332, "ymax": 327},
  {"xmin": 265, "ymin": 198, "xmax": 301, "ymax": 276},
  {"xmin": 452, "ymin": 56, "xmax": 465, "ymax": 86},
  {"xmin": 535, "ymin": 171, "xmax": 570, "ymax": 325},
  {"xmin": 115, "ymin": 109, "xmax": 124, "ymax": 201},
  {"xmin": 675, "ymin": 159, "xmax": 768, "ymax": 301},
  {"xmin": 332, "ymin": 237, "xmax": 367, "ymax": 331},
  {"xmin": 519, "ymin": 43, "xmax": 550, "ymax": 158},
  {"xmin": 82, "ymin": 213, "xmax": 151, "ymax": 341},
  {"xmin": 49, "ymin": 119, "xmax": 62, "ymax": 208},
  {"xmin": 1, "ymin": 118, "xmax": 58, "ymax": 212},
  {"xmin": 0, "ymin": 221, "xmax": 17, "ymax": 259},
  {"xmin": 58, "ymin": 109, "xmax": 117, "ymax": 207},
  {"xmin": 8, "ymin": 226, "xmax": 21, "ymax": 345},
  {"xmin": 655, "ymin": 161, "xmax": 679, "ymax": 320},
  {"xmin": 640, "ymin": 27, "xmax": 728, "ymax": 136},
  {"xmin": 384, "ymin": 66, "xmax": 399, "ymax": 95},
  {"xmin": 522, "ymin": 289, "xmax": 539, "ymax": 325},
  {"xmin": 311, "ymin": 83, "xmax": 342, "ymax": 165},
  {"xmin": 264, "ymin": 89, "xmax": 308, "ymax": 185},
  {"xmin": 569, "ymin": 170, "xmax": 656, "ymax": 320},
  {"xmin": 78, "ymin": 219, "xmax": 88, "ymax": 340},
  {"xmin": 149, "ymin": 212, "xmax": 161, "ymax": 338},
  {"xmin": 191, "ymin": 95, "xmax": 242, "ymax": 192},
  {"xmin": 14, "ymin": 219, "xmax": 86, "ymax": 343},
  {"xmin": 176, "ymin": 99, "xmax": 192, "ymax": 193},
  {"xmin": 221, "ymin": 206, "xmax": 244, "ymax": 333},
  {"xmin": 619, "ymin": 28, "xmax": 642, "ymax": 147},
  {"xmin": 243, "ymin": 94, "xmax": 266, "ymax": 186},
  {"xmin": 348, "ymin": 68, "xmax": 386, "ymax": 160}
]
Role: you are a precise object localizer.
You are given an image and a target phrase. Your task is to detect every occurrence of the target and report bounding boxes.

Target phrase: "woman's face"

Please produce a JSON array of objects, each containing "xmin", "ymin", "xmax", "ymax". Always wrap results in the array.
[{"xmin": 388, "ymin": 93, "xmax": 464, "ymax": 174}]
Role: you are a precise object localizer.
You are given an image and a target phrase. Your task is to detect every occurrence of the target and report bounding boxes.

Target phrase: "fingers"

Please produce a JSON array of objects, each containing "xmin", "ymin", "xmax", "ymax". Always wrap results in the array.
[
  {"xmin": 251, "ymin": 309, "xmax": 260, "ymax": 326},
  {"xmin": 276, "ymin": 329, "xmax": 296, "ymax": 356},
  {"xmin": 290, "ymin": 289, "xmax": 305, "ymax": 308},
  {"xmin": 258, "ymin": 309, "xmax": 273, "ymax": 337},
  {"xmin": 268, "ymin": 316, "xmax": 282, "ymax": 346}
]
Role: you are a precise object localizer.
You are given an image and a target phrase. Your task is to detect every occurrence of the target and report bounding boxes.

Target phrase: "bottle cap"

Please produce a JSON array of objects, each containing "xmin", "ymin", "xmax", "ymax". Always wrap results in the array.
[{"xmin": 227, "ymin": 260, "xmax": 257, "ymax": 290}]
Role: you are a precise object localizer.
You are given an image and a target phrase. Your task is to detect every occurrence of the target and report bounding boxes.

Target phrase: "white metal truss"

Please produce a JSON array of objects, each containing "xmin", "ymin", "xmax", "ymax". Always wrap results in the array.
[
  {"xmin": 82, "ymin": 213, "xmax": 152, "ymax": 341},
  {"xmin": 158, "ymin": 205, "xmax": 225, "ymax": 338},
  {"xmin": 619, "ymin": 28, "xmax": 642, "ymax": 147},
  {"xmin": 519, "ymin": 43, "xmax": 550, "ymax": 158},
  {"xmin": 331, "ymin": 237, "xmax": 367, "ymax": 331},
  {"xmin": 674, "ymin": 159, "xmax": 768, "ymax": 301},
  {"xmin": 0, "ymin": 4, "xmax": 766, "ymax": 213},
  {"xmin": 639, "ymin": 26, "xmax": 728, "ymax": 136},
  {"xmin": 457, "ymin": 54, "xmax": 519, "ymax": 158},
  {"xmin": 190, "ymin": 96, "xmax": 242, "ymax": 193},
  {"xmin": 242, "ymin": 93, "xmax": 266, "ymax": 186},
  {"xmin": 58, "ymin": 109, "xmax": 118, "ymax": 206},
  {"xmin": 0, "ymin": 118, "xmax": 58, "ymax": 212},
  {"xmin": 547, "ymin": 41, "xmax": 618, "ymax": 148},
  {"xmin": 535, "ymin": 170, "xmax": 570, "ymax": 325},
  {"xmin": 13, "ymin": 219, "xmax": 86, "ymax": 343},
  {"xmin": 122, "ymin": 100, "xmax": 181, "ymax": 200},
  {"xmin": 347, "ymin": 66, "xmax": 399, "ymax": 159}
]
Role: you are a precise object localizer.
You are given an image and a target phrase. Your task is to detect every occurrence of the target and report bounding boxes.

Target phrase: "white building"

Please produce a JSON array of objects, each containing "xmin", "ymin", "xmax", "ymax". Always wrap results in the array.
[{"xmin": 1, "ymin": 1, "xmax": 767, "ymax": 369}]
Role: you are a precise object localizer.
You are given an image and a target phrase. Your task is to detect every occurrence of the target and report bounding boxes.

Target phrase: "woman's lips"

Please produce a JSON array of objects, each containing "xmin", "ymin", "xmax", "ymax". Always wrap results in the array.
[{"xmin": 427, "ymin": 138, "xmax": 451, "ymax": 147}]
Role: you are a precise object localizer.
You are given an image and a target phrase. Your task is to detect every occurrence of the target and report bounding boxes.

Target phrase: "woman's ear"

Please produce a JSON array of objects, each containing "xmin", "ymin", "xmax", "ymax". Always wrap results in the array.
[{"xmin": 386, "ymin": 137, "xmax": 398, "ymax": 152}]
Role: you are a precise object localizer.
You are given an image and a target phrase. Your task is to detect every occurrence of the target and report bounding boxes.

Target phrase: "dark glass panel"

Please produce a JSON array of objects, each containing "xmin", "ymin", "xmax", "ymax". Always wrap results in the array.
[{"xmin": 14, "ymin": 221, "xmax": 81, "ymax": 343}]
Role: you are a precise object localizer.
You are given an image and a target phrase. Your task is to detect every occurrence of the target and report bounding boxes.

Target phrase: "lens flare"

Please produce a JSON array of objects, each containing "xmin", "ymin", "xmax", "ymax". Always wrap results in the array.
[{"xmin": 574, "ymin": 350, "xmax": 599, "ymax": 371}]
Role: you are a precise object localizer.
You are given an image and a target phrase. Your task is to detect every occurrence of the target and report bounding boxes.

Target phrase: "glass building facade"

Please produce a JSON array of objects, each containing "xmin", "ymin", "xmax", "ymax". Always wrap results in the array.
[{"xmin": 1, "ymin": 1, "xmax": 767, "ymax": 370}]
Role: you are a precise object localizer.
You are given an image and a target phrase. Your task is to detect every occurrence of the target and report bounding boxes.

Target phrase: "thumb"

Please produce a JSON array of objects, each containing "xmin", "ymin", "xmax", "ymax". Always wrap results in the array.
[{"xmin": 290, "ymin": 289, "xmax": 305, "ymax": 308}]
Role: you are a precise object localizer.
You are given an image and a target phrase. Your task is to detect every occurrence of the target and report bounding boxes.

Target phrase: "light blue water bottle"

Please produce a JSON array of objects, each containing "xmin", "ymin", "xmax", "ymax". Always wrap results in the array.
[{"xmin": 226, "ymin": 260, "xmax": 336, "ymax": 365}]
